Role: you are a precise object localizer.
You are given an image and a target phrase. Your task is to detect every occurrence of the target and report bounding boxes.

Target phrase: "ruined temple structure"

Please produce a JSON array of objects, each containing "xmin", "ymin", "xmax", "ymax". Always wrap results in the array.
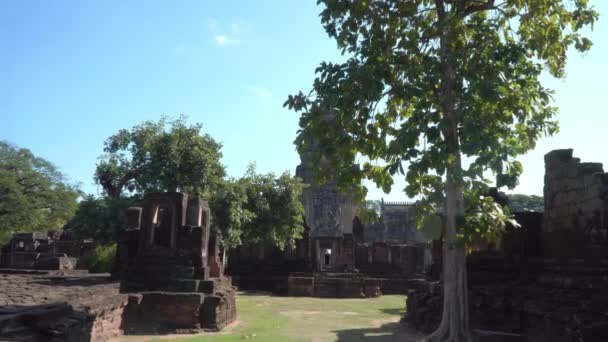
[
  {"xmin": 0, "ymin": 230, "xmax": 93, "ymax": 271},
  {"xmin": 406, "ymin": 149, "xmax": 608, "ymax": 342},
  {"xmin": 115, "ymin": 192, "xmax": 237, "ymax": 333},
  {"xmin": 294, "ymin": 140, "xmax": 359, "ymax": 272},
  {"xmin": 0, "ymin": 192, "xmax": 236, "ymax": 341},
  {"xmin": 226, "ymin": 134, "xmax": 431, "ymax": 297}
]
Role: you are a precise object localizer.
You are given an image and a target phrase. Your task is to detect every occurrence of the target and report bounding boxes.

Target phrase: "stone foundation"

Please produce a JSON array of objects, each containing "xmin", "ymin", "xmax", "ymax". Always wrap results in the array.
[
  {"xmin": 0, "ymin": 272, "xmax": 128, "ymax": 342},
  {"xmin": 286, "ymin": 272, "xmax": 426, "ymax": 298},
  {"xmin": 0, "ymin": 271, "xmax": 237, "ymax": 341},
  {"xmin": 122, "ymin": 287, "xmax": 237, "ymax": 333}
]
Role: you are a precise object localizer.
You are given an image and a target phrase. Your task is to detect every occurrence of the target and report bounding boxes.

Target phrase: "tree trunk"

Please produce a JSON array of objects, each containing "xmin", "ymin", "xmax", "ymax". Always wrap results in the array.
[
  {"xmin": 425, "ymin": 7, "xmax": 474, "ymax": 341},
  {"xmin": 425, "ymin": 177, "xmax": 473, "ymax": 342}
]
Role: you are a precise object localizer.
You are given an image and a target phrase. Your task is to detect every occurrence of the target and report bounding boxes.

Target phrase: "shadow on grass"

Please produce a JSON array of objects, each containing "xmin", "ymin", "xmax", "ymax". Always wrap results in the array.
[
  {"xmin": 333, "ymin": 321, "xmax": 421, "ymax": 341},
  {"xmin": 236, "ymin": 290, "xmax": 275, "ymax": 297},
  {"xmin": 379, "ymin": 307, "xmax": 405, "ymax": 316}
]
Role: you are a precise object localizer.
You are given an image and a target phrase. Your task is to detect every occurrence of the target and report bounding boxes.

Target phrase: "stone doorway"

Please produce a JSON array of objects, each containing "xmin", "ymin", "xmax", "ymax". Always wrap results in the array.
[
  {"xmin": 318, "ymin": 240, "xmax": 334, "ymax": 271},
  {"xmin": 152, "ymin": 205, "xmax": 171, "ymax": 248}
]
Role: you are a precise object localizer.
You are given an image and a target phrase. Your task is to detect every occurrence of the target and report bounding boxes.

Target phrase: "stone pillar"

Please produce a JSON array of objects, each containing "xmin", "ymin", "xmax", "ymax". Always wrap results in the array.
[
  {"xmin": 315, "ymin": 239, "xmax": 320, "ymax": 271},
  {"xmin": 331, "ymin": 239, "xmax": 337, "ymax": 268},
  {"xmin": 9, "ymin": 239, "xmax": 15, "ymax": 268}
]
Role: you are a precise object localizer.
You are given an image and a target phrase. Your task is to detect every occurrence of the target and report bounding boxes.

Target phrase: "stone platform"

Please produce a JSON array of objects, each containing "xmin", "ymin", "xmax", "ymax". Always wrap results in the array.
[
  {"xmin": 0, "ymin": 271, "xmax": 127, "ymax": 342},
  {"xmin": 0, "ymin": 270, "xmax": 237, "ymax": 341},
  {"xmin": 286, "ymin": 272, "xmax": 427, "ymax": 298}
]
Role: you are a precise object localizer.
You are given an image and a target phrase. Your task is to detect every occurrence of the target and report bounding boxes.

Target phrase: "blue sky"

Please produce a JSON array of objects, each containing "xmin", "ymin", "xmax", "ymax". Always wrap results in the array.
[{"xmin": 2, "ymin": 1, "xmax": 607, "ymax": 201}]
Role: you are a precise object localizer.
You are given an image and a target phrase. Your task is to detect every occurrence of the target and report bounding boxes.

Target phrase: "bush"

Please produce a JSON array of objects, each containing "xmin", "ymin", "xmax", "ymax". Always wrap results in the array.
[{"xmin": 78, "ymin": 244, "xmax": 116, "ymax": 273}]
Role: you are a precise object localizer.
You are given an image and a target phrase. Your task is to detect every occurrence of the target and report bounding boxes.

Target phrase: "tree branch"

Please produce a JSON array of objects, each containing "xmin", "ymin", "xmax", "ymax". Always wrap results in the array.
[
  {"xmin": 464, "ymin": 0, "xmax": 496, "ymax": 15},
  {"xmin": 435, "ymin": 0, "xmax": 446, "ymax": 18}
]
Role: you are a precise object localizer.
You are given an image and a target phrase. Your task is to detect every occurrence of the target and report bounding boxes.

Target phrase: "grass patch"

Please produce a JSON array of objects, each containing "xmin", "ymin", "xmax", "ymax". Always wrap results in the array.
[{"xmin": 137, "ymin": 292, "xmax": 419, "ymax": 342}]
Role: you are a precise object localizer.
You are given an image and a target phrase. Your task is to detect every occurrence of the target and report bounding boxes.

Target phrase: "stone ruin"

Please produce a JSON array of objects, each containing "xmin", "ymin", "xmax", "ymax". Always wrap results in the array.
[
  {"xmin": 0, "ymin": 192, "xmax": 236, "ymax": 341},
  {"xmin": 0, "ymin": 230, "xmax": 93, "ymax": 272},
  {"xmin": 225, "ymin": 141, "xmax": 431, "ymax": 298},
  {"xmin": 405, "ymin": 149, "xmax": 608, "ymax": 342},
  {"xmin": 115, "ymin": 192, "xmax": 236, "ymax": 333}
]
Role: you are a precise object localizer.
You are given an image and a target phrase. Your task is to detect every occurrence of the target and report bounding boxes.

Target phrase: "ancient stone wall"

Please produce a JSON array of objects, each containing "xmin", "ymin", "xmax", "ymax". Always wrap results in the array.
[{"xmin": 543, "ymin": 149, "xmax": 608, "ymax": 263}]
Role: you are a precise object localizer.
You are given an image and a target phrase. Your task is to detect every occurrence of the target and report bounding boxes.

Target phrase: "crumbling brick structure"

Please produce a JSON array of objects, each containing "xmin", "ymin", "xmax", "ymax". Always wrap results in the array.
[
  {"xmin": 116, "ymin": 192, "xmax": 236, "ymax": 333},
  {"xmin": 405, "ymin": 149, "xmax": 608, "ymax": 342},
  {"xmin": 0, "ymin": 230, "xmax": 93, "ymax": 271},
  {"xmin": 543, "ymin": 149, "xmax": 608, "ymax": 263}
]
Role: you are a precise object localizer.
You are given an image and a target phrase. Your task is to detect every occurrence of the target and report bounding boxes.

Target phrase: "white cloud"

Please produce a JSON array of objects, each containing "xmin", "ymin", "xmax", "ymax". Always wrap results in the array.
[
  {"xmin": 248, "ymin": 86, "xmax": 272, "ymax": 99},
  {"xmin": 208, "ymin": 19, "xmax": 245, "ymax": 46},
  {"xmin": 214, "ymin": 35, "xmax": 228, "ymax": 45}
]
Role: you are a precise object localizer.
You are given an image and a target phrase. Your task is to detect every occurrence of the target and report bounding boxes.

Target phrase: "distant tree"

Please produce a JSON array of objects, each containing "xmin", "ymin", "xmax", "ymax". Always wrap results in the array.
[
  {"xmin": 0, "ymin": 141, "xmax": 79, "ymax": 243},
  {"xmin": 508, "ymin": 194, "xmax": 544, "ymax": 213},
  {"xmin": 286, "ymin": 1, "xmax": 597, "ymax": 340},
  {"xmin": 66, "ymin": 195, "xmax": 137, "ymax": 244},
  {"xmin": 95, "ymin": 116, "xmax": 225, "ymax": 199},
  {"xmin": 212, "ymin": 164, "xmax": 306, "ymax": 251},
  {"xmin": 209, "ymin": 178, "xmax": 253, "ymax": 249}
]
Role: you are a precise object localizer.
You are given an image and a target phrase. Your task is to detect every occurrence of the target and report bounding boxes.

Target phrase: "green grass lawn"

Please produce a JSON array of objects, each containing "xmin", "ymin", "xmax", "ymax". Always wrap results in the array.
[{"xmin": 127, "ymin": 292, "xmax": 421, "ymax": 342}]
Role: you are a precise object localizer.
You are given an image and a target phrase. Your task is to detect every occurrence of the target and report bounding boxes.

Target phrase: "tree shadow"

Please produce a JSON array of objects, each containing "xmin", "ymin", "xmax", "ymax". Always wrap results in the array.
[
  {"xmin": 333, "ymin": 321, "xmax": 422, "ymax": 341},
  {"xmin": 0, "ymin": 302, "xmax": 94, "ymax": 341},
  {"xmin": 379, "ymin": 307, "xmax": 405, "ymax": 316}
]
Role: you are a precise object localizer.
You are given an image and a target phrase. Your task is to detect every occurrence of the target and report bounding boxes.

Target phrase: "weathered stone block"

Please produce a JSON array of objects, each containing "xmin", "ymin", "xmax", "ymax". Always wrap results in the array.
[
  {"xmin": 125, "ymin": 292, "xmax": 205, "ymax": 332},
  {"xmin": 287, "ymin": 276, "xmax": 314, "ymax": 296},
  {"xmin": 200, "ymin": 291, "xmax": 236, "ymax": 331},
  {"xmin": 168, "ymin": 279, "xmax": 200, "ymax": 292}
]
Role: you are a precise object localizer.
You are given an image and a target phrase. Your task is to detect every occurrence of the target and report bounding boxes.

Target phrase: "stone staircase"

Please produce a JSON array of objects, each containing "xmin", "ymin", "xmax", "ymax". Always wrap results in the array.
[{"xmin": 122, "ymin": 254, "xmax": 216, "ymax": 294}]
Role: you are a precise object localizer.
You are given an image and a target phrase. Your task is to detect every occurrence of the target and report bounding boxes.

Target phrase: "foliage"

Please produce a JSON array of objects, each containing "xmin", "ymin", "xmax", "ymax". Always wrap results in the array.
[
  {"xmin": 95, "ymin": 116, "xmax": 225, "ymax": 199},
  {"xmin": 286, "ymin": 0, "xmax": 597, "ymax": 339},
  {"xmin": 357, "ymin": 200, "xmax": 382, "ymax": 224},
  {"xmin": 210, "ymin": 178, "xmax": 254, "ymax": 249},
  {"xmin": 239, "ymin": 164, "xmax": 306, "ymax": 250},
  {"xmin": 77, "ymin": 243, "xmax": 116, "ymax": 273},
  {"xmin": 212, "ymin": 164, "xmax": 306, "ymax": 250},
  {"xmin": 508, "ymin": 193, "xmax": 544, "ymax": 212},
  {"xmin": 463, "ymin": 193, "xmax": 520, "ymax": 252},
  {"xmin": 66, "ymin": 195, "xmax": 136, "ymax": 244},
  {"xmin": 286, "ymin": 0, "xmax": 597, "ymax": 234},
  {"xmin": 0, "ymin": 141, "xmax": 80, "ymax": 243}
]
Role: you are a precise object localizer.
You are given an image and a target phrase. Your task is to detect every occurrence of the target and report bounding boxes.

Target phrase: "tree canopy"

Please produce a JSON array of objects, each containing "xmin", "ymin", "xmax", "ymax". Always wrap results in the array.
[
  {"xmin": 211, "ymin": 164, "xmax": 306, "ymax": 250},
  {"xmin": 66, "ymin": 195, "xmax": 137, "ymax": 244},
  {"xmin": 508, "ymin": 193, "xmax": 544, "ymax": 212},
  {"xmin": 77, "ymin": 117, "xmax": 305, "ymax": 251},
  {"xmin": 286, "ymin": 1, "xmax": 597, "ymax": 340},
  {"xmin": 95, "ymin": 116, "xmax": 225, "ymax": 199},
  {"xmin": 0, "ymin": 141, "xmax": 79, "ymax": 243}
]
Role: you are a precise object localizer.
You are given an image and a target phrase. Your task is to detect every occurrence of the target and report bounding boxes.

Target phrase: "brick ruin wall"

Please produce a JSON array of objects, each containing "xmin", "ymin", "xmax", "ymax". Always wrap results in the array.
[
  {"xmin": 0, "ymin": 273, "xmax": 128, "ymax": 342},
  {"xmin": 406, "ymin": 149, "xmax": 608, "ymax": 341},
  {"xmin": 543, "ymin": 149, "xmax": 608, "ymax": 263}
]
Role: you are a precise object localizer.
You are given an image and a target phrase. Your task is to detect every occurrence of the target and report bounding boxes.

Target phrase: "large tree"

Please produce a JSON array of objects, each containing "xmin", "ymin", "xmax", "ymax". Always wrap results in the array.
[
  {"xmin": 286, "ymin": 1, "xmax": 597, "ymax": 340},
  {"xmin": 95, "ymin": 116, "xmax": 225, "ymax": 199},
  {"xmin": 0, "ymin": 141, "xmax": 79, "ymax": 243},
  {"xmin": 211, "ymin": 164, "xmax": 306, "ymax": 251},
  {"xmin": 66, "ymin": 195, "xmax": 137, "ymax": 244}
]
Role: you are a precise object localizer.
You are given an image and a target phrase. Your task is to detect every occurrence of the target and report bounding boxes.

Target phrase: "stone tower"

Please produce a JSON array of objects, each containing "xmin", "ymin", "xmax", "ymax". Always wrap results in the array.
[{"xmin": 295, "ymin": 113, "xmax": 358, "ymax": 271}]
